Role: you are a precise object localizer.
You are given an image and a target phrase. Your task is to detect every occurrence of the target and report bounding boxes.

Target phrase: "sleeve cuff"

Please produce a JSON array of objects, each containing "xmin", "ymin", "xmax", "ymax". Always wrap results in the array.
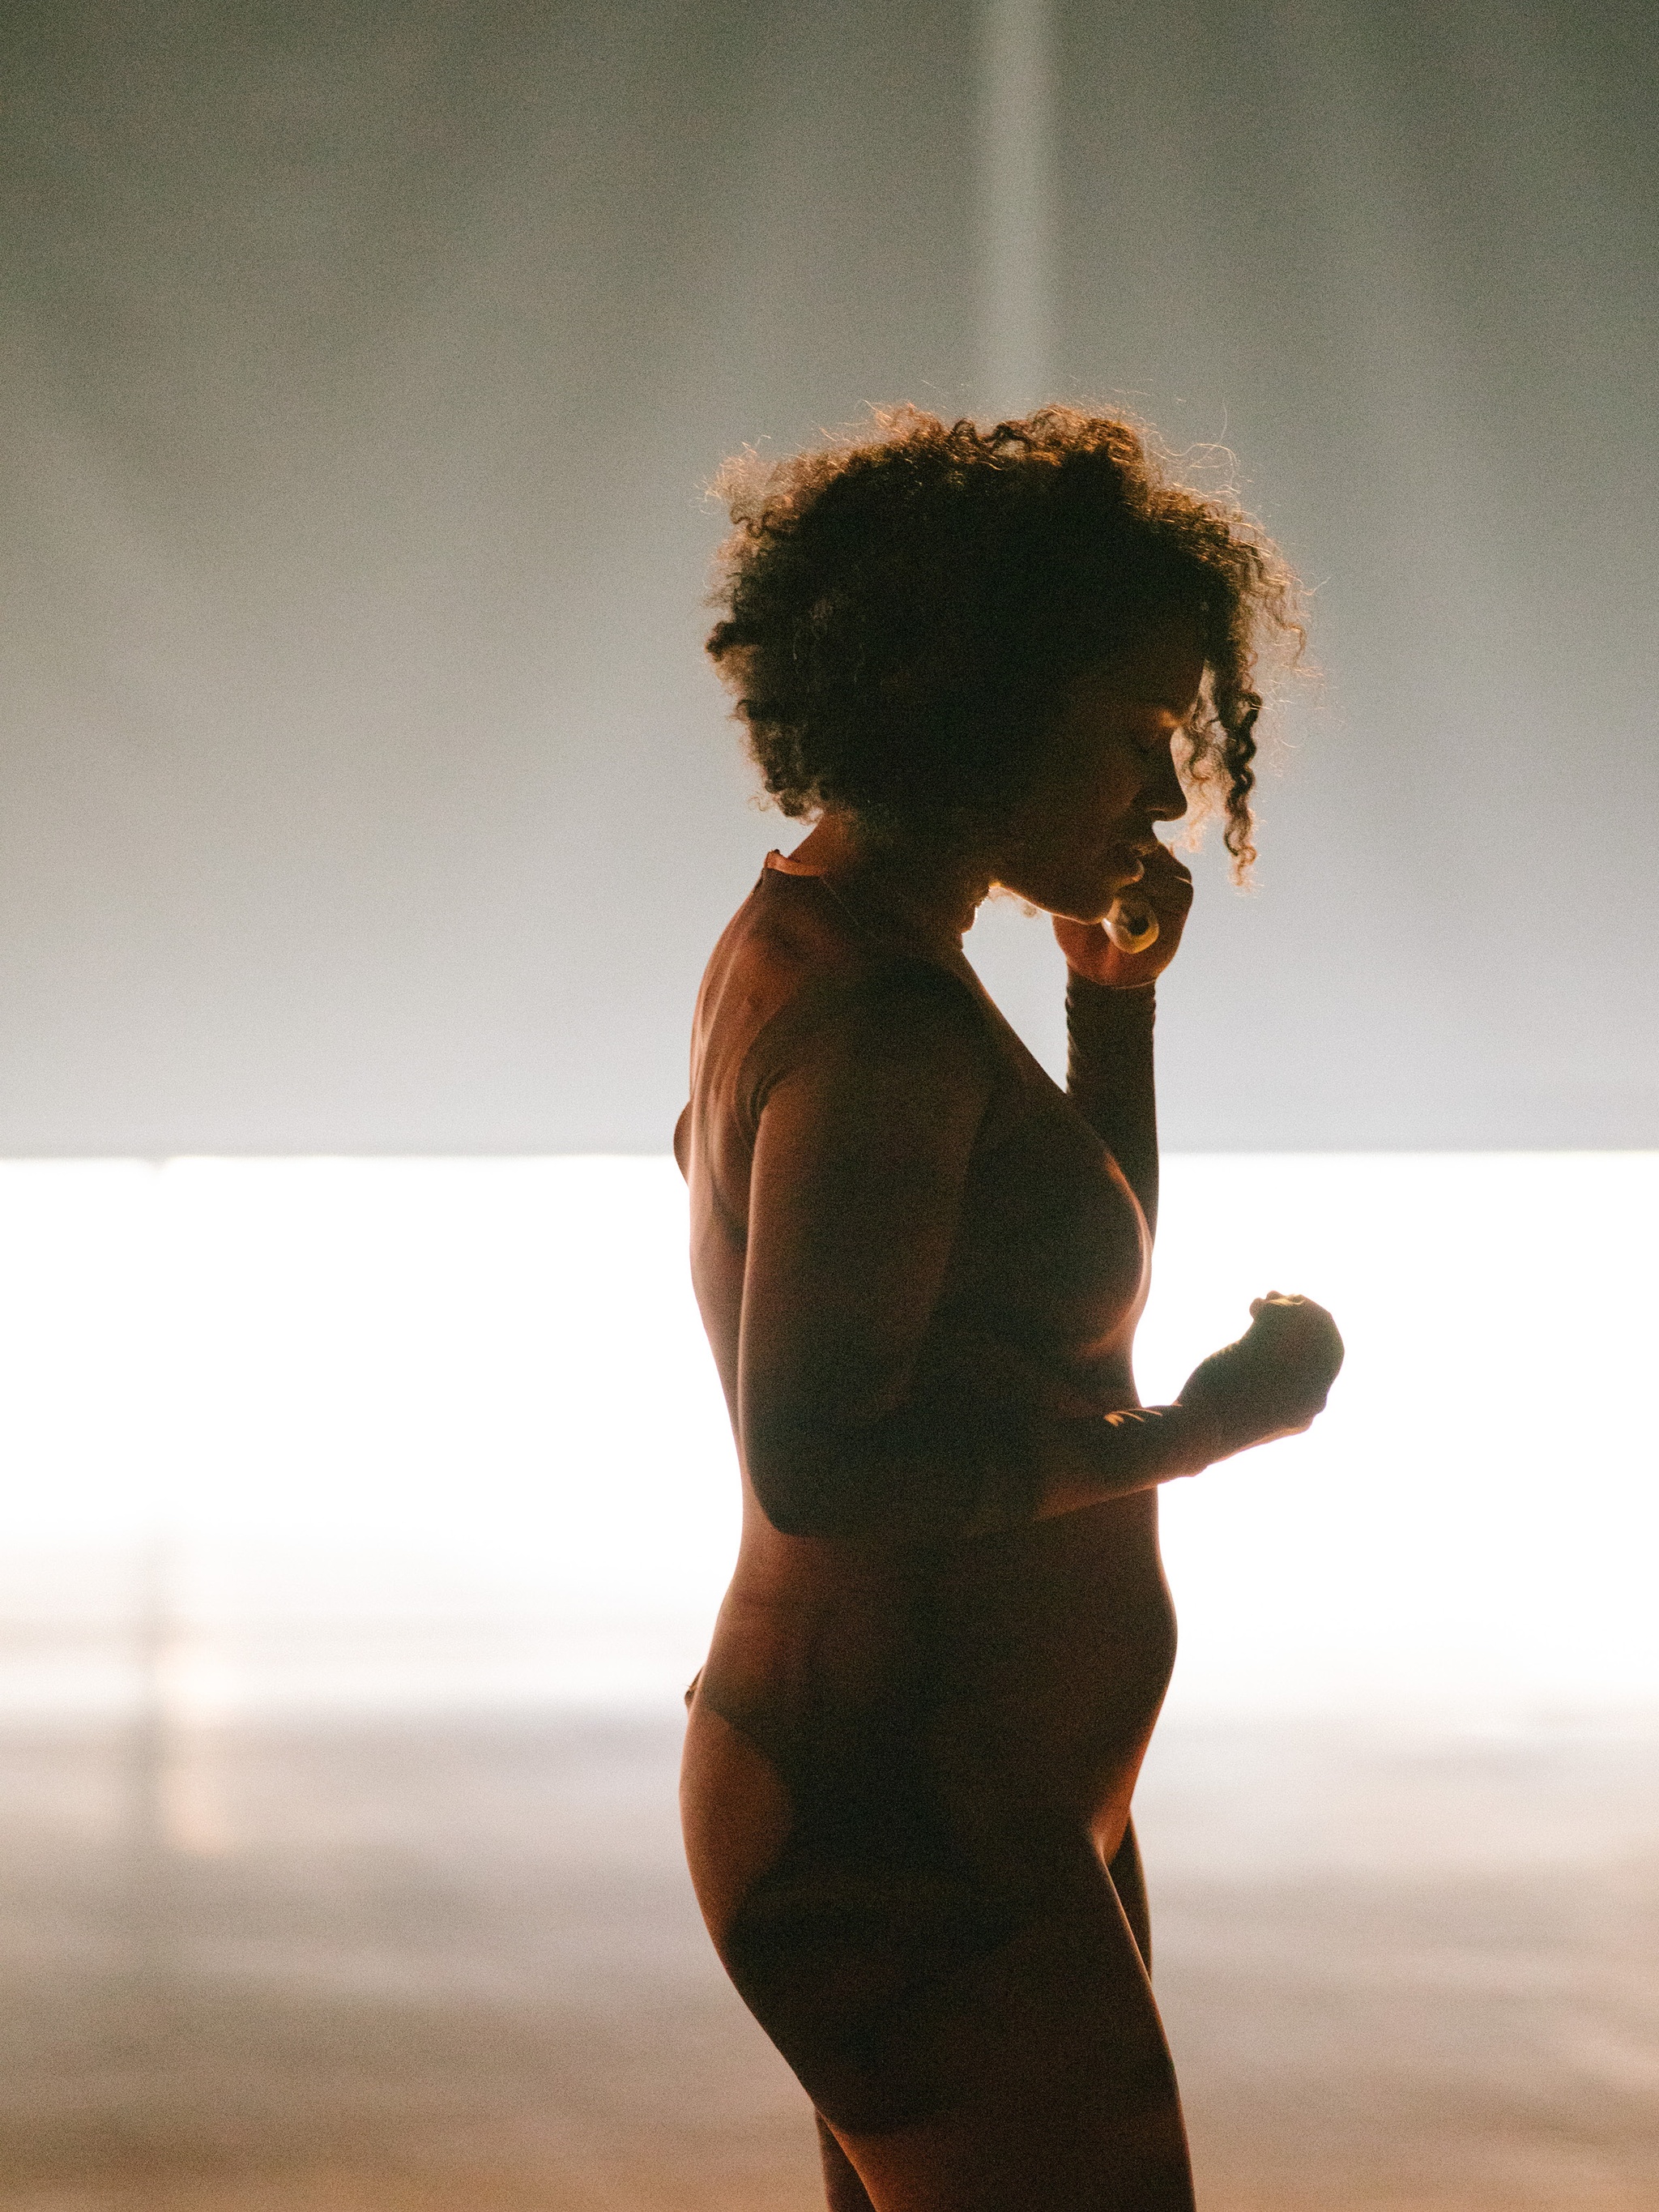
[{"xmin": 1066, "ymin": 970, "xmax": 1156, "ymax": 1029}]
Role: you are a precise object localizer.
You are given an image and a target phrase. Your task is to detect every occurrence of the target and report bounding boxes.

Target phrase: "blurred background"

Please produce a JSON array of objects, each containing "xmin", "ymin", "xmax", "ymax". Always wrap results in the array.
[{"xmin": 2, "ymin": 2, "xmax": 1656, "ymax": 2207}]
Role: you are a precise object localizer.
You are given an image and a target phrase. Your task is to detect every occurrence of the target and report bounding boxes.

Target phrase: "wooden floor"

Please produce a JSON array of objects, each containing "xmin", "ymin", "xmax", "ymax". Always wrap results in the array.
[{"xmin": 1, "ymin": 1708, "xmax": 1656, "ymax": 2210}]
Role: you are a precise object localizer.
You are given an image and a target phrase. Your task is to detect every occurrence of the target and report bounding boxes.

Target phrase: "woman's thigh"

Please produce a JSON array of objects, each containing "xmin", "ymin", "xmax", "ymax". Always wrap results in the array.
[{"xmin": 825, "ymin": 1885, "xmax": 1192, "ymax": 2212}]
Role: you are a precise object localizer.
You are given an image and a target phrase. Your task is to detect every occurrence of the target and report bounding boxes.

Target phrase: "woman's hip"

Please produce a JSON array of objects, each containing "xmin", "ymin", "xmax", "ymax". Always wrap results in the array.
[{"xmin": 680, "ymin": 1686, "xmax": 1154, "ymax": 2120}]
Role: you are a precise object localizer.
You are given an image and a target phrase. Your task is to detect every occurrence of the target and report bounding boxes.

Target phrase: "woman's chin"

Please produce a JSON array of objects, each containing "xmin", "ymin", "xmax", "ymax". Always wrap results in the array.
[
  {"xmin": 1085, "ymin": 870, "xmax": 1143, "ymax": 920},
  {"xmin": 1046, "ymin": 895, "xmax": 1115, "ymax": 928},
  {"xmin": 996, "ymin": 865, "xmax": 1125, "ymax": 922}
]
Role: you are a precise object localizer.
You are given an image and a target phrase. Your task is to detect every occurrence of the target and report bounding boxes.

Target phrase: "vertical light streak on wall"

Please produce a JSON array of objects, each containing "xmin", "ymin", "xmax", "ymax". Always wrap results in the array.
[{"xmin": 978, "ymin": 0, "xmax": 1057, "ymax": 415}]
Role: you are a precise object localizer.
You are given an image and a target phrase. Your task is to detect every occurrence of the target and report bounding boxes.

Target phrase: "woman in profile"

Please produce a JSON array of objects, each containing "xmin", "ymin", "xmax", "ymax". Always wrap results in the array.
[{"xmin": 675, "ymin": 408, "xmax": 1343, "ymax": 2211}]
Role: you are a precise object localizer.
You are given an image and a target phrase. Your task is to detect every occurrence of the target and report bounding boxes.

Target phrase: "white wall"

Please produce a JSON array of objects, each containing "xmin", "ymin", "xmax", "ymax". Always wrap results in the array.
[{"xmin": 4, "ymin": 2, "xmax": 1656, "ymax": 1155}]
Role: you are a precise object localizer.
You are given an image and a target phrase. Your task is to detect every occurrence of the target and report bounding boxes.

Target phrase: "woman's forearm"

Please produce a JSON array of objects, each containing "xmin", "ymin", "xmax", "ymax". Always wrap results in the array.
[
  {"xmin": 1030, "ymin": 1399, "xmax": 1218, "ymax": 1519},
  {"xmin": 744, "ymin": 1394, "xmax": 1217, "ymax": 1544},
  {"xmin": 1065, "ymin": 972, "xmax": 1160, "ymax": 1236}
]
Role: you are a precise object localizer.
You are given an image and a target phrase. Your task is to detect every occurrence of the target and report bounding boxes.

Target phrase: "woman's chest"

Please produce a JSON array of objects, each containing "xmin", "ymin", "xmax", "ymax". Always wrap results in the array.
[{"xmin": 940, "ymin": 1071, "xmax": 1149, "ymax": 1368}]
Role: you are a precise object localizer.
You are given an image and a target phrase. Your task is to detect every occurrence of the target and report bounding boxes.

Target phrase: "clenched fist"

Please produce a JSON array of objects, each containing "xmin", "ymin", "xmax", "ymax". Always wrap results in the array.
[{"xmin": 1177, "ymin": 1292, "xmax": 1345, "ymax": 1460}]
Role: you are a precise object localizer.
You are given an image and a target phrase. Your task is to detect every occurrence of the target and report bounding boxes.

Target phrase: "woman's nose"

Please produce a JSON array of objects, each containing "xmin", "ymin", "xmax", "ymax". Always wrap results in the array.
[{"xmin": 1147, "ymin": 744, "xmax": 1188, "ymax": 821}]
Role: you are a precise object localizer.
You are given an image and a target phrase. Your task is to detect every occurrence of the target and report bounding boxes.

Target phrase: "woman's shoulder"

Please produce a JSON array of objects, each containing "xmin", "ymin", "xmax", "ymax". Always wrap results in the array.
[
  {"xmin": 699, "ymin": 863, "xmax": 996, "ymax": 1130},
  {"xmin": 719, "ymin": 856, "xmax": 984, "ymax": 1010}
]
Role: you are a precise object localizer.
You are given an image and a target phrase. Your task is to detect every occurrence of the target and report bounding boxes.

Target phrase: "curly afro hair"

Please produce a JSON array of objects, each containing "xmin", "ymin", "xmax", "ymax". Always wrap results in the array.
[{"xmin": 706, "ymin": 405, "xmax": 1305, "ymax": 880}]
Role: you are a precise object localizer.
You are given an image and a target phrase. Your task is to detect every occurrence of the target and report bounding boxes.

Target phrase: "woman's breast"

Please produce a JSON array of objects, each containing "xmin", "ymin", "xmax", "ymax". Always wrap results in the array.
[{"xmin": 945, "ymin": 1079, "xmax": 1150, "ymax": 1375}]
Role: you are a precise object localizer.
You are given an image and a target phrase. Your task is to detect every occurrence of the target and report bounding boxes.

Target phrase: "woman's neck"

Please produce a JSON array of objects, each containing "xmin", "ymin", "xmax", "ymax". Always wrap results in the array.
[{"xmin": 784, "ymin": 812, "xmax": 990, "ymax": 954}]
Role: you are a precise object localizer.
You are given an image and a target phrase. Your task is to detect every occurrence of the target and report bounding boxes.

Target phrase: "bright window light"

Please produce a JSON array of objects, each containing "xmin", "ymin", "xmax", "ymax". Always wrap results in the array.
[{"xmin": 0, "ymin": 1155, "xmax": 1651, "ymax": 1721}]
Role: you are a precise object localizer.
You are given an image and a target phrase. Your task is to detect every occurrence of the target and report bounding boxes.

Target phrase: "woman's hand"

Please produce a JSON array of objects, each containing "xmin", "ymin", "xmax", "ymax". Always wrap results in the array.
[
  {"xmin": 1051, "ymin": 839, "xmax": 1194, "ymax": 989},
  {"xmin": 1176, "ymin": 1292, "xmax": 1345, "ymax": 1459}
]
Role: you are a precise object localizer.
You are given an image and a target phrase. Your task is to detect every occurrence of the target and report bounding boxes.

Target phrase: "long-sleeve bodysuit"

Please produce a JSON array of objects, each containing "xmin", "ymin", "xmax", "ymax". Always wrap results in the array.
[{"xmin": 676, "ymin": 852, "xmax": 1188, "ymax": 2200}]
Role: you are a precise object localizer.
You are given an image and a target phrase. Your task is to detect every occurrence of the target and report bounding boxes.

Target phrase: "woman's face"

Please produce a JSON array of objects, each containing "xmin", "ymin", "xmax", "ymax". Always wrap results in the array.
[{"xmin": 990, "ymin": 614, "xmax": 1203, "ymax": 924}]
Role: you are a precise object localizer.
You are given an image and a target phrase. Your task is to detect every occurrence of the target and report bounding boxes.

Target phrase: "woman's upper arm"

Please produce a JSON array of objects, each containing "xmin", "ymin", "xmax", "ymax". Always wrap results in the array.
[{"xmin": 736, "ymin": 980, "xmax": 993, "ymax": 1536}]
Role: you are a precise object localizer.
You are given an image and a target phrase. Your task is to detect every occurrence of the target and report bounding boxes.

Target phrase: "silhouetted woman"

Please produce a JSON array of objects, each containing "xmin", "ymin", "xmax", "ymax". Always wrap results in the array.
[{"xmin": 675, "ymin": 408, "xmax": 1343, "ymax": 2211}]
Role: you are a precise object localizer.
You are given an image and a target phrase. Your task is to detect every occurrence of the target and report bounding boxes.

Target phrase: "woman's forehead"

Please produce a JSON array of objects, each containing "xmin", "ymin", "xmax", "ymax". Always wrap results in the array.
[{"xmin": 1080, "ymin": 616, "xmax": 1206, "ymax": 713}]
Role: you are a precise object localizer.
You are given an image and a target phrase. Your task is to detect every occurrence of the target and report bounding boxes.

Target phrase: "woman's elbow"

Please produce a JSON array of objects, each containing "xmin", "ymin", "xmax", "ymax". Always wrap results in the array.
[
  {"xmin": 746, "ymin": 1459, "xmax": 851, "ymax": 1540},
  {"xmin": 753, "ymin": 1487, "xmax": 830, "ymax": 1539},
  {"xmin": 743, "ymin": 1420, "xmax": 868, "ymax": 1541}
]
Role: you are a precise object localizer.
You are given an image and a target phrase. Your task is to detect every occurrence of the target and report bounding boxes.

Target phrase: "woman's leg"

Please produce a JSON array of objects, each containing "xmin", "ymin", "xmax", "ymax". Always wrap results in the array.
[
  {"xmin": 683, "ymin": 1703, "xmax": 881, "ymax": 2210},
  {"xmin": 819, "ymin": 1868, "xmax": 1193, "ymax": 2212},
  {"xmin": 818, "ymin": 2112, "xmax": 879, "ymax": 2211},
  {"xmin": 1107, "ymin": 1813, "xmax": 1151, "ymax": 1971},
  {"xmin": 685, "ymin": 1702, "xmax": 1189, "ymax": 2210}
]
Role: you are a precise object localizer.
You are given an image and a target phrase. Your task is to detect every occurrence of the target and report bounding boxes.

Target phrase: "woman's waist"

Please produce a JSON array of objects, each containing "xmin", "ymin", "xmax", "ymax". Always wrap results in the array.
[
  {"xmin": 698, "ymin": 1599, "xmax": 1173, "ymax": 1847},
  {"xmin": 708, "ymin": 1506, "xmax": 1177, "ymax": 1731},
  {"xmin": 727, "ymin": 1474, "xmax": 1169, "ymax": 1606}
]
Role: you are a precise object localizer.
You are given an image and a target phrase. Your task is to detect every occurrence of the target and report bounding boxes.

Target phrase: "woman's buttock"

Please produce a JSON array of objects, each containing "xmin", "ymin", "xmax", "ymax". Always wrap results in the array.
[
  {"xmin": 681, "ymin": 1685, "xmax": 1060, "ymax": 2133},
  {"xmin": 682, "ymin": 1672, "xmax": 1163, "ymax": 2137}
]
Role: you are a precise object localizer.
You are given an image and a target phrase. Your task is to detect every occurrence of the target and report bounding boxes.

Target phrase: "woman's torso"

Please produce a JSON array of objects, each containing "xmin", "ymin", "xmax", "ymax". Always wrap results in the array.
[{"xmin": 677, "ymin": 856, "xmax": 1178, "ymax": 1860}]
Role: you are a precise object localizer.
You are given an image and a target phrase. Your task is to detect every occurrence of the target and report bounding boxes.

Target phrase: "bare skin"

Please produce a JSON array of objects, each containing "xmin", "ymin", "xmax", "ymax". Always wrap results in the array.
[{"xmin": 677, "ymin": 615, "xmax": 1343, "ymax": 2210}]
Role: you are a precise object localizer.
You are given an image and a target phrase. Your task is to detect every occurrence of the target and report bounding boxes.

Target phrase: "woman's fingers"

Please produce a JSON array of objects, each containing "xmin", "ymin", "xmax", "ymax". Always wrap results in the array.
[
  {"xmin": 1179, "ymin": 1291, "xmax": 1344, "ymax": 1457},
  {"xmin": 1250, "ymin": 1294, "xmax": 1345, "ymax": 1396},
  {"xmin": 1053, "ymin": 839, "xmax": 1196, "ymax": 989},
  {"xmin": 1139, "ymin": 838, "xmax": 1195, "ymax": 903}
]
